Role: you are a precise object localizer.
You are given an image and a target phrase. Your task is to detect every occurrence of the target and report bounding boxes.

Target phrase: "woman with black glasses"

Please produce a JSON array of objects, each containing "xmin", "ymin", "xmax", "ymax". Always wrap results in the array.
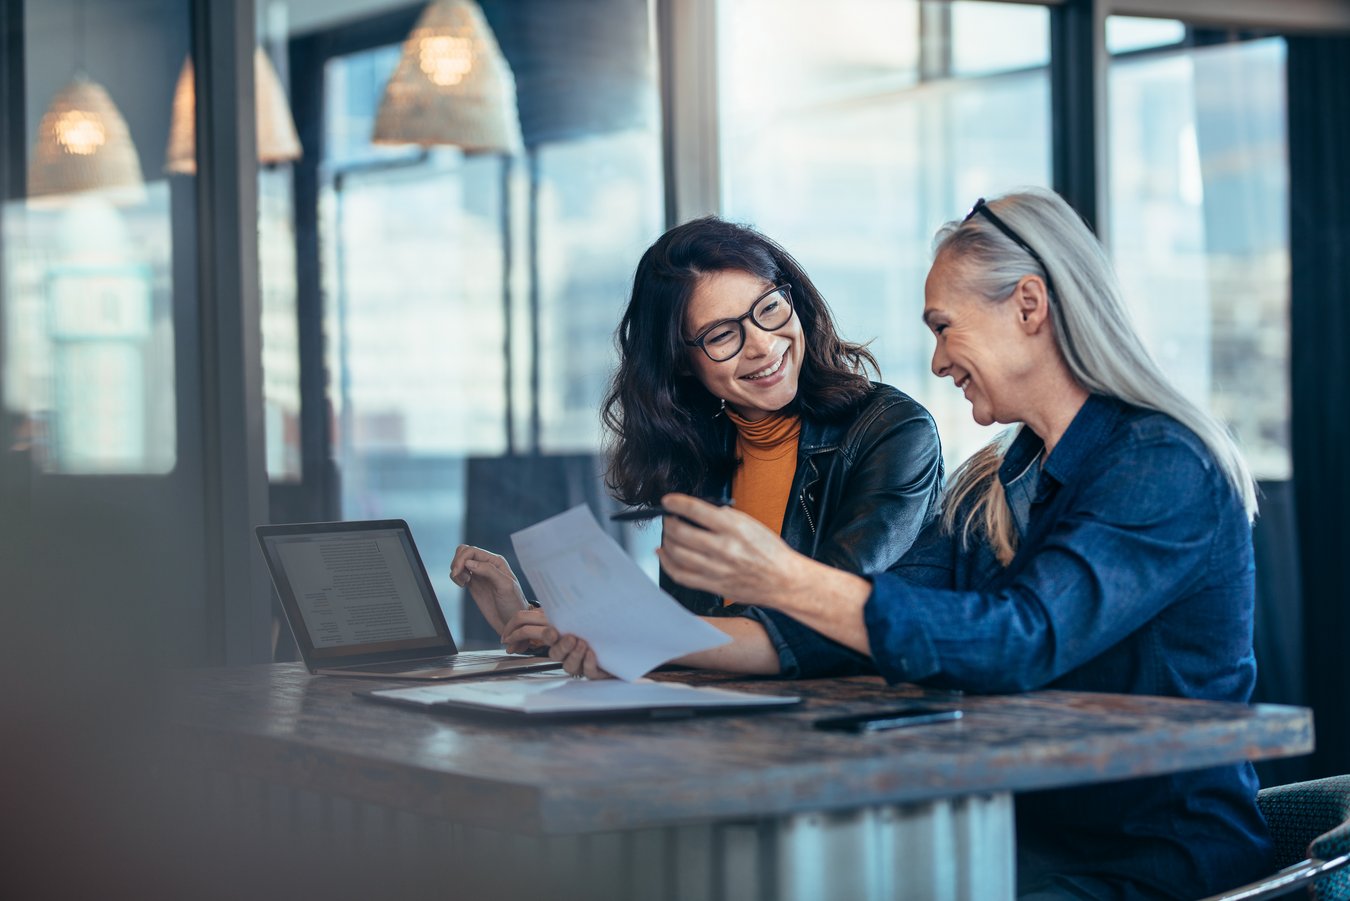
[
  {"xmin": 548, "ymin": 189, "xmax": 1271, "ymax": 899},
  {"xmin": 450, "ymin": 215, "xmax": 943, "ymax": 673}
]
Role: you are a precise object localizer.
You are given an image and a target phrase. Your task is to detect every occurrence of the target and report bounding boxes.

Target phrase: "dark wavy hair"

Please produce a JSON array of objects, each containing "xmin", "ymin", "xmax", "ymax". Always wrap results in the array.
[{"xmin": 601, "ymin": 216, "xmax": 879, "ymax": 506}]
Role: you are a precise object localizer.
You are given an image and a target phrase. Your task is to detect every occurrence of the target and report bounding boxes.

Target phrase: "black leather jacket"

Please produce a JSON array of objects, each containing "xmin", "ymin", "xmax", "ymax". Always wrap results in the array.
[{"xmin": 659, "ymin": 383, "xmax": 944, "ymax": 615}]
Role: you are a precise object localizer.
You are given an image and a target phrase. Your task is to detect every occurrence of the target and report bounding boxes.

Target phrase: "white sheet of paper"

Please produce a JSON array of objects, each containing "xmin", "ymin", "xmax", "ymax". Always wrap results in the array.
[
  {"xmin": 372, "ymin": 676, "xmax": 798, "ymax": 714},
  {"xmin": 510, "ymin": 505, "xmax": 731, "ymax": 681}
]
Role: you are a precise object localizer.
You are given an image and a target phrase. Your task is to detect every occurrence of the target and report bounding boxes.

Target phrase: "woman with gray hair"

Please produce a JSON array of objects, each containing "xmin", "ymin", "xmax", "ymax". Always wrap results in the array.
[{"xmin": 524, "ymin": 187, "xmax": 1271, "ymax": 899}]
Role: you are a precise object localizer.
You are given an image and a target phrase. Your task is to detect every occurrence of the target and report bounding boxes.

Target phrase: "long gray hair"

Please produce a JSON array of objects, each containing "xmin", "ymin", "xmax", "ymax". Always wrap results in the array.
[{"xmin": 935, "ymin": 187, "xmax": 1257, "ymax": 564}]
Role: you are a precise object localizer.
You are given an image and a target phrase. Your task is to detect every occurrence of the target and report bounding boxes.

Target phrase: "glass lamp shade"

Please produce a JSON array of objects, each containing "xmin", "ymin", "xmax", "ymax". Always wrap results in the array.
[
  {"xmin": 28, "ymin": 76, "xmax": 145, "ymax": 202},
  {"xmin": 372, "ymin": 0, "xmax": 522, "ymax": 153},
  {"xmin": 164, "ymin": 47, "xmax": 303, "ymax": 175}
]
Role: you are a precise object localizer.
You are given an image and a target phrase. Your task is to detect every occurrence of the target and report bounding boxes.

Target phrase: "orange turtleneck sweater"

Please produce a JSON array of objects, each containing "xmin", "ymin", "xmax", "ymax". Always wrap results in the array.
[{"xmin": 724, "ymin": 408, "xmax": 801, "ymax": 604}]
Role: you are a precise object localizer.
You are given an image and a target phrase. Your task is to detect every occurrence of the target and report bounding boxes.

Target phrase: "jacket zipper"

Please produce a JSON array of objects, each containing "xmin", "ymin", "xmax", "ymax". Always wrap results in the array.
[
  {"xmin": 798, "ymin": 458, "xmax": 819, "ymax": 536},
  {"xmin": 799, "ymin": 491, "xmax": 816, "ymax": 535}
]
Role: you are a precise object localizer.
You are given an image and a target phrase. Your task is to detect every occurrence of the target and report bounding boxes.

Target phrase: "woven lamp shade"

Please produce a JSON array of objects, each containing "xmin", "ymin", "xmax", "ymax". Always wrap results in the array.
[
  {"xmin": 165, "ymin": 48, "xmax": 303, "ymax": 175},
  {"xmin": 372, "ymin": 0, "xmax": 522, "ymax": 153},
  {"xmin": 28, "ymin": 76, "xmax": 145, "ymax": 201}
]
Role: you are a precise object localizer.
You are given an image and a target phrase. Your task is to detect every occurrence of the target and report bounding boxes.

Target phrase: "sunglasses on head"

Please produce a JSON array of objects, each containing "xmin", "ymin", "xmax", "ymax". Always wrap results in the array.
[{"xmin": 962, "ymin": 197, "xmax": 1057, "ymax": 298}]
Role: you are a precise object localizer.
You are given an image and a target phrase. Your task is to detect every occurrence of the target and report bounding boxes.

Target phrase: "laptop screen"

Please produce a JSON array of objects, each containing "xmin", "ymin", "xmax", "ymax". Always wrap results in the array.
[{"xmin": 258, "ymin": 521, "xmax": 455, "ymax": 663}]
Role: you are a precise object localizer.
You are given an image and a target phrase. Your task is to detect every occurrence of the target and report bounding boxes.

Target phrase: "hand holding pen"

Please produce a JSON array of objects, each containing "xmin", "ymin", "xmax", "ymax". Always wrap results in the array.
[
  {"xmin": 609, "ymin": 497, "xmax": 734, "ymax": 527},
  {"xmin": 448, "ymin": 545, "xmax": 530, "ymax": 634},
  {"xmin": 449, "ymin": 545, "xmax": 555, "ymax": 656}
]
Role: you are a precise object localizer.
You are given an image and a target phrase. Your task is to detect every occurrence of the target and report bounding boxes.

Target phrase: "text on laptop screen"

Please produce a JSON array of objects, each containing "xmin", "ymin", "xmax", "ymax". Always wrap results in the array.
[{"xmin": 271, "ymin": 529, "xmax": 441, "ymax": 649}]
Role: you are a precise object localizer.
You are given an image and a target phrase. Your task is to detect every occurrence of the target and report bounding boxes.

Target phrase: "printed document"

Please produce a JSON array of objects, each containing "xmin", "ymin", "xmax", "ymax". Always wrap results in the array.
[{"xmin": 510, "ymin": 505, "xmax": 730, "ymax": 681}]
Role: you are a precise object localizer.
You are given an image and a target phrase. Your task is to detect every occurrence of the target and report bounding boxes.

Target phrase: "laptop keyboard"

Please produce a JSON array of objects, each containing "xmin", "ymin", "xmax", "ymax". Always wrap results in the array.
[
  {"xmin": 446, "ymin": 652, "xmax": 513, "ymax": 665},
  {"xmin": 357, "ymin": 653, "xmax": 523, "ymax": 674}
]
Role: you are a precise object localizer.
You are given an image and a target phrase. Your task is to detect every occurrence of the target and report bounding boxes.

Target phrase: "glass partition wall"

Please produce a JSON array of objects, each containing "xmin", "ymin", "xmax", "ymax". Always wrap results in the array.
[
  {"xmin": 2, "ymin": 0, "xmax": 218, "ymax": 665},
  {"xmin": 0, "ymin": 0, "xmax": 664, "ymax": 661},
  {"xmin": 1107, "ymin": 23, "xmax": 1289, "ymax": 480}
]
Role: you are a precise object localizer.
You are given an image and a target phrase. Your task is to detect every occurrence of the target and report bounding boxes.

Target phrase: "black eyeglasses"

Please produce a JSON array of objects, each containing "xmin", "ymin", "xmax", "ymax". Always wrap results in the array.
[
  {"xmin": 684, "ymin": 284, "xmax": 795, "ymax": 362},
  {"xmin": 962, "ymin": 197, "xmax": 1057, "ymax": 297}
]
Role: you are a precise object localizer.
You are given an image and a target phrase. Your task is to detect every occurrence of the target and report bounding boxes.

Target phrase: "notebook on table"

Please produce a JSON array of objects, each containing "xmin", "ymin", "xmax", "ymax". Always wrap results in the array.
[
  {"xmin": 360, "ymin": 672, "xmax": 802, "ymax": 721},
  {"xmin": 255, "ymin": 519, "xmax": 560, "ymax": 680}
]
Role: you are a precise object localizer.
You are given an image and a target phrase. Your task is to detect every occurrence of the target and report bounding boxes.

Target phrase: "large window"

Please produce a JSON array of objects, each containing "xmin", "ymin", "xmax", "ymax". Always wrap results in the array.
[
  {"xmin": 717, "ymin": 3, "xmax": 1289, "ymax": 480},
  {"xmin": 1107, "ymin": 24, "xmax": 1289, "ymax": 479},
  {"xmin": 718, "ymin": 0, "xmax": 1052, "ymax": 470},
  {"xmin": 534, "ymin": 130, "xmax": 664, "ymax": 452}
]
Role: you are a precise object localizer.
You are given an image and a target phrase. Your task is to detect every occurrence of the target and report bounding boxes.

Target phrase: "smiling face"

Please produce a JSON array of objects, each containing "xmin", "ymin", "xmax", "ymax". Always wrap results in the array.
[
  {"xmin": 684, "ymin": 269, "xmax": 806, "ymax": 421},
  {"xmin": 923, "ymin": 253, "xmax": 1042, "ymax": 427}
]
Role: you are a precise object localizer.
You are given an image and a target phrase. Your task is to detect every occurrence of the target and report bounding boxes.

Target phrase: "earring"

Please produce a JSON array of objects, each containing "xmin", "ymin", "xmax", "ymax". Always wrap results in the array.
[{"xmin": 713, "ymin": 398, "xmax": 726, "ymax": 419}]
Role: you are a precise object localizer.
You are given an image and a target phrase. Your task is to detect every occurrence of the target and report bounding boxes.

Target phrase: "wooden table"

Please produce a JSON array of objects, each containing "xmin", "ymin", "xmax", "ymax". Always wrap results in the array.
[{"xmin": 161, "ymin": 663, "xmax": 1312, "ymax": 901}]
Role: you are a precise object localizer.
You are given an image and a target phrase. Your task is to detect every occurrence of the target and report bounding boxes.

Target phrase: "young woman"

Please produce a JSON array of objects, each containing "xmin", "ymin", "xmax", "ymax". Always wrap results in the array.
[
  {"xmin": 450, "ymin": 216, "xmax": 942, "ymax": 670},
  {"xmin": 542, "ymin": 189, "xmax": 1271, "ymax": 899}
]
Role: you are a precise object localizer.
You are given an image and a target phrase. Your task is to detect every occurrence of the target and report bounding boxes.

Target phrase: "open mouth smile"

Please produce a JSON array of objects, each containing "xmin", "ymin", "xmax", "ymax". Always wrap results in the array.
[{"xmin": 742, "ymin": 355, "xmax": 785, "ymax": 381}]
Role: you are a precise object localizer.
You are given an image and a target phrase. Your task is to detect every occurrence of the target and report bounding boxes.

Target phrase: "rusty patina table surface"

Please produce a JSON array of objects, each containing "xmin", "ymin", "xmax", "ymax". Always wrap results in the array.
[{"xmin": 165, "ymin": 663, "xmax": 1311, "ymax": 836}]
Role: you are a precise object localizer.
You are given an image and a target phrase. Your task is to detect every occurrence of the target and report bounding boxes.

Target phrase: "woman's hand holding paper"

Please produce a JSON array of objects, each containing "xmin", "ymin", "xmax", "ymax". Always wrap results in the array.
[{"xmin": 501, "ymin": 610, "xmax": 612, "ymax": 679}]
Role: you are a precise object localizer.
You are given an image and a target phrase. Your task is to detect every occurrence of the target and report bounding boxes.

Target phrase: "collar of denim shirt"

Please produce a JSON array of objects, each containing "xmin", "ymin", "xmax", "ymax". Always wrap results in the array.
[{"xmin": 999, "ymin": 394, "xmax": 1125, "ymax": 497}]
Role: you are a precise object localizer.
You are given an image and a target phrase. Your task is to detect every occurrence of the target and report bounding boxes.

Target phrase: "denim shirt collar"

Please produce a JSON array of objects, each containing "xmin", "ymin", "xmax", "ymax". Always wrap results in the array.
[{"xmin": 999, "ymin": 394, "xmax": 1124, "ymax": 493}]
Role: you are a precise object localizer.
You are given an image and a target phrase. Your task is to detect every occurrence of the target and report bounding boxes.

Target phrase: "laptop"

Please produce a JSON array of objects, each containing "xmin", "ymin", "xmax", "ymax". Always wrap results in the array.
[{"xmin": 255, "ymin": 519, "xmax": 561, "ymax": 680}]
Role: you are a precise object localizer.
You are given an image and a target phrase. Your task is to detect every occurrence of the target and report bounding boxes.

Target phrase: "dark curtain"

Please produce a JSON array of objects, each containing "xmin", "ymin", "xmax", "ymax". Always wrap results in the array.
[
  {"xmin": 1251, "ymin": 480, "xmax": 1309, "ymax": 787},
  {"xmin": 1288, "ymin": 35, "xmax": 1350, "ymax": 780}
]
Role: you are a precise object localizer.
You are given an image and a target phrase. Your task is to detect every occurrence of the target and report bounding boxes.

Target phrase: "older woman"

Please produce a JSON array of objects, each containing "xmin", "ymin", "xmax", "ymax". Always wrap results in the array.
[{"xmin": 539, "ymin": 188, "xmax": 1271, "ymax": 900}]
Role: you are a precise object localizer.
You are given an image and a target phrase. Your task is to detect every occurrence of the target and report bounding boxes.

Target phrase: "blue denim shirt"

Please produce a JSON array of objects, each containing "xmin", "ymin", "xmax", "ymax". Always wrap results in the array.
[{"xmin": 750, "ymin": 395, "xmax": 1272, "ymax": 900}]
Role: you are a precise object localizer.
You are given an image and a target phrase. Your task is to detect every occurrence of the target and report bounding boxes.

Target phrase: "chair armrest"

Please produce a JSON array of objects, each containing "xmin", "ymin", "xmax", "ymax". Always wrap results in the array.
[
  {"xmin": 1258, "ymin": 775, "xmax": 1350, "ymax": 868},
  {"xmin": 1309, "ymin": 818, "xmax": 1350, "ymax": 901},
  {"xmin": 1199, "ymin": 851, "xmax": 1350, "ymax": 901}
]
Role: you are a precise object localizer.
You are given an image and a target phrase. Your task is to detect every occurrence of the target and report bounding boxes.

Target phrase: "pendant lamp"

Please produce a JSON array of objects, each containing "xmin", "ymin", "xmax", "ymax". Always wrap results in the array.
[
  {"xmin": 372, "ymin": 0, "xmax": 522, "ymax": 153},
  {"xmin": 28, "ymin": 75, "xmax": 145, "ymax": 203},
  {"xmin": 164, "ymin": 47, "xmax": 303, "ymax": 175}
]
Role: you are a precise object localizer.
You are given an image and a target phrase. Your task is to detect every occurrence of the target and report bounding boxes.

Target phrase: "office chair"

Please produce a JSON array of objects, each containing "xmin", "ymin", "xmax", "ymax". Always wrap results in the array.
[
  {"xmin": 1203, "ymin": 774, "xmax": 1350, "ymax": 900},
  {"xmin": 458, "ymin": 453, "xmax": 621, "ymax": 645}
]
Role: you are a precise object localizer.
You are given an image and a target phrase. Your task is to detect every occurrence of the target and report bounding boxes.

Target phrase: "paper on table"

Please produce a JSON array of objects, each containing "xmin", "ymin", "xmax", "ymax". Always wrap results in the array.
[
  {"xmin": 510, "ymin": 505, "xmax": 731, "ymax": 681},
  {"xmin": 371, "ymin": 676, "xmax": 799, "ymax": 714}
]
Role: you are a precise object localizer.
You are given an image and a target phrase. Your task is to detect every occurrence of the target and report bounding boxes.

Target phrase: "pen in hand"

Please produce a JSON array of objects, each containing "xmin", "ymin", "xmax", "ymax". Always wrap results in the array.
[{"xmin": 609, "ymin": 498, "xmax": 735, "ymax": 523}]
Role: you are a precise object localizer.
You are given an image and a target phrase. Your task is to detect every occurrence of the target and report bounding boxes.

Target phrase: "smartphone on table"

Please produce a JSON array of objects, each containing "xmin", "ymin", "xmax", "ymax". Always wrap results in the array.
[{"xmin": 813, "ymin": 706, "xmax": 963, "ymax": 733}]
